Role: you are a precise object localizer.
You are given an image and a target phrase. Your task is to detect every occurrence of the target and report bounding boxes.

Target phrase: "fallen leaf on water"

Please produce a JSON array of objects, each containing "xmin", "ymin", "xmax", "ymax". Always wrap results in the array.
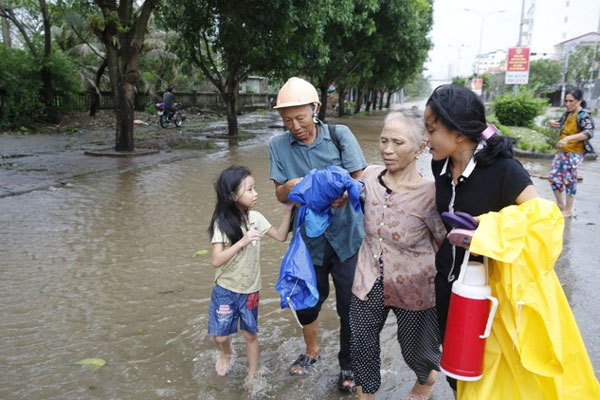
[
  {"xmin": 192, "ymin": 249, "xmax": 209, "ymax": 257},
  {"xmin": 74, "ymin": 358, "xmax": 106, "ymax": 369}
]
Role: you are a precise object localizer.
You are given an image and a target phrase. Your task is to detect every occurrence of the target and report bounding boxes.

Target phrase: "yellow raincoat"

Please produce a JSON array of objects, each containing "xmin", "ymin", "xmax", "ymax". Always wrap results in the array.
[{"xmin": 458, "ymin": 198, "xmax": 600, "ymax": 400}]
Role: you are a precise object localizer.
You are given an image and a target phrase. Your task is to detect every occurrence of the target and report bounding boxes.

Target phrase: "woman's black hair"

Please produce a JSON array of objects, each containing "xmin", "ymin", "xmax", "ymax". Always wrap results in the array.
[
  {"xmin": 565, "ymin": 87, "xmax": 587, "ymax": 109},
  {"xmin": 426, "ymin": 85, "xmax": 516, "ymax": 166},
  {"xmin": 208, "ymin": 165, "xmax": 251, "ymax": 244}
]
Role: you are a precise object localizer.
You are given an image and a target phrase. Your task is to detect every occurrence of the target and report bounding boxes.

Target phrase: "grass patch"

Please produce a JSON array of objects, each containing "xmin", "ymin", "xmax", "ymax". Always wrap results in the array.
[
  {"xmin": 507, "ymin": 126, "xmax": 553, "ymax": 153},
  {"xmin": 488, "ymin": 115, "xmax": 553, "ymax": 153}
]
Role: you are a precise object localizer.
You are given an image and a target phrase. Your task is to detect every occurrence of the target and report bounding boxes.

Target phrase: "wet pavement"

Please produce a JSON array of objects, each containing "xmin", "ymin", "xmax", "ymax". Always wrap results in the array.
[
  {"xmin": 1, "ymin": 106, "xmax": 599, "ymax": 400},
  {"xmin": 0, "ymin": 112, "xmax": 281, "ymax": 198}
]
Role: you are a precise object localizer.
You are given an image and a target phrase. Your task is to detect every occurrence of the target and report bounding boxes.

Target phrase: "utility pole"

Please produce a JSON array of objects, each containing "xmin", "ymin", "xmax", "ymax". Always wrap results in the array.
[
  {"xmin": 513, "ymin": 0, "xmax": 526, "ymax": 95},
  {"xmin": 560, "ymin": 47, "xmax": 571, "ymax": 107}
]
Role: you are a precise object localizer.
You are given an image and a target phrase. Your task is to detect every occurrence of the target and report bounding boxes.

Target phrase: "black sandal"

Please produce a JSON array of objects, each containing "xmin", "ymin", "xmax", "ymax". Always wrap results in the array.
[
  {"xmin": 337, "ymin": 369, "xmax": 356, "ymax": 393},
  {"xmin": 289, "ymin": 354, "xmax": 320, "ymax": 376}
]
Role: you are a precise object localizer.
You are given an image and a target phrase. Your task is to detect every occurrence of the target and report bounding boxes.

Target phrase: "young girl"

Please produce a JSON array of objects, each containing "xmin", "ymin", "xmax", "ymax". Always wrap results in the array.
[{"xmin": 207, "ymin": 165, "xmax": 293, "ymax": 379}]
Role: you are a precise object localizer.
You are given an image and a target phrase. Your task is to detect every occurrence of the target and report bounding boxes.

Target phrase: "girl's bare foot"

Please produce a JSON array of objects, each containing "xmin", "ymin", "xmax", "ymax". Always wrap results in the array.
[{"xmin": 215, "ymin": 352, "xmax": 232, "ymax": 376}]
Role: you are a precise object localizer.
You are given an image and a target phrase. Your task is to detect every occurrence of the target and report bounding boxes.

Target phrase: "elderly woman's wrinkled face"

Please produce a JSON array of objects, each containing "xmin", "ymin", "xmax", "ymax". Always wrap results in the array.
[{"xmin": 379, "ymin": 119, "xmax": 420, "ymax": 172}]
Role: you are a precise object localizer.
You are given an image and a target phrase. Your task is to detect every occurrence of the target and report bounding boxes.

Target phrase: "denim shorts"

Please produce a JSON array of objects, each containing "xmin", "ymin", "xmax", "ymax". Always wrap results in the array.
[{"xmin": 208, "ymin": 285, "xmax": 259, "ymax": 336}]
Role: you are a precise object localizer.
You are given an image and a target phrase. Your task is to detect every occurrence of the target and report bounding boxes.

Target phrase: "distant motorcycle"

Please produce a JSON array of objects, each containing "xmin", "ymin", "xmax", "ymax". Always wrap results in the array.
[{"xmin": 155, "ymin": 102, "xmax": 183, "ymax": 128}]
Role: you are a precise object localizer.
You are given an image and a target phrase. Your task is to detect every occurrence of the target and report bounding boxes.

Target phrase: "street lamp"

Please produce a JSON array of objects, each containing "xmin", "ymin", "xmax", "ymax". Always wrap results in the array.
[
  {"xmin": 448, "ymin": 44, "xmax": 470, "ymax": 77},
  {"xmin": 463, "ymin": 8, "xmax": 506, "ymax": 75}
]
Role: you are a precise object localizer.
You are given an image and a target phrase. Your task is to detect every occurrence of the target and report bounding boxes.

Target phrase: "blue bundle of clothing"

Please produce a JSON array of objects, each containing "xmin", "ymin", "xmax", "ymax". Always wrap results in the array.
[{"xmin": 275, "ymin": 166, "xmax": 363, "ymax": 311}]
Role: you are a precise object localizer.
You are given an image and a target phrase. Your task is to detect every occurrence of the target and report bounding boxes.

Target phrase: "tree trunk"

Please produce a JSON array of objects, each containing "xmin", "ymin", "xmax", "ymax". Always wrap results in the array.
[
  {"xmin": 318, "ymin": 81, "xmax": 328, "ymax": 122},
  {"xmin": 365, "ymin": 89, "xmax": 373, "ymax": 112},
  {"xmin": 115, "ymin": 82, "xmax": 136, "ymax": 151},
  {"xmin": 223, "ymin": 87, "xmax": 238, "ymax": 136},
  {"xmin": 39, "ymin": 0, "xmax": 59, "ymax": 123},
  {"xmin": 385, "ymin": 91, "xmax": 392, "ymax": 108},
  {"xmin": 337, "ymin": 85, "xmax": 346, "ymax": 117},
  {"xmin": 93, "ymin": 0, "xmax": 157, "ymax": 152},
  {"xmin": 378, "ymin": 90, "xmax": 384, "ymax": 110},
  {"xmin": 89, "ymin": 60, "xmax": 107, "ymax": 117},
  {"xmin": 0, "ymin": 0, "xmax": 10, "ymax": 48},
  {"xmin": 354, "ymin": 86, "xmax": 363, "ymax": 114}
]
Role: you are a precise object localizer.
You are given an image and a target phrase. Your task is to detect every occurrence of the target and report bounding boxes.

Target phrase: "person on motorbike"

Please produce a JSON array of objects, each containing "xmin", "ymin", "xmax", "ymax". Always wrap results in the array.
[{"xmin": 162, "ymin": 87, "xmax": 176, "ymax": 118}]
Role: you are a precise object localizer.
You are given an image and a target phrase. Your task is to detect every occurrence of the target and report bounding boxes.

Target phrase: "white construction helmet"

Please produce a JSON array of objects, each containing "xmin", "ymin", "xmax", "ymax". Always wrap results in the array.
[{"xmin": 273, "ymin": 77, "xmax": 321, "ymax": 109}]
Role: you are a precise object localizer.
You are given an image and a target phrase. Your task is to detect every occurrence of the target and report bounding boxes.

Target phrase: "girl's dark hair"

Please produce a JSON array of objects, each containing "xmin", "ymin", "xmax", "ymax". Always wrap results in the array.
[
  {"xmin": 426, "ymin": 85, "xmax": 516, "ymax": 166},
  {"xmin": 565, "ymin": 87, "xmax": 587, "ymax": 109},
  {"xmin": 208, "ymin": 165, "xmax": 252, "ymax": 244}
]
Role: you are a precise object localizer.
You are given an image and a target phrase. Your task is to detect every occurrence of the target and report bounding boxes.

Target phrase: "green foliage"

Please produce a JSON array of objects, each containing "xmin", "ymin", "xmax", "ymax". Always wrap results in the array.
[
  {"xmin": 508, "ymin": 126, "xmax": 554, "ymax": 152},
  {"xmin": 488, "ymin": 115, "xmax": 553, "ymax": 153},
  {"xmin": 47, "ymin": 48, "xmax": 81, "ymax": 109},
  {"xmin": 451, "ymin": 76, "xmax": 469, "ymax": 88},
  {"xmin": 0, "ymin": 48, "xmax": 44, "ymax": 128},
  {"xmin": 486, "ymin": 116, "xmax": 514, "ymax": 137},
  {"xmin": 368, "ymin": 0, "xmax": 433, "ymax": 92},
  {"xmin": 404, "ymin": 73, "xmax": 432, "ymax": 100},
  {"xmin": 526, "ymin": 59, "xmax": 562, "ymax": 92},
  {"xmin": 529, "ymin": 121, "xmax": 559, "ymax": 146},
  {"xmin": 144, "ymin": 102, "xmax": 157, "ymax": 114},
  {"xmin": 567, "ymin": 45, "xmax": 597, "ymax": 88},
  {"xmin": 492, "ymin": 91, "xmax": 548, "ymax": 127}
]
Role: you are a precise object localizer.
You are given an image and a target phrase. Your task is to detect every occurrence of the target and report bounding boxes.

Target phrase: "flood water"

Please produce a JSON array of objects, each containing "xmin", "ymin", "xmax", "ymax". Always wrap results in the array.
[{"xmin": 1, "ymin": 109, "xmax": 598, "ymax": 400}]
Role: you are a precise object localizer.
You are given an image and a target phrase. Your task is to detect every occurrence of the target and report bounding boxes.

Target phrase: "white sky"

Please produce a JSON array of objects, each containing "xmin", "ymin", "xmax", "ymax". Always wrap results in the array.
[
  {"xmin": 425, "ymin": 0, "xmax": 600, "ymax": 83},
  {"xmin": 425, "ymin": 0, "xmax": 524, "ymax": 83}
]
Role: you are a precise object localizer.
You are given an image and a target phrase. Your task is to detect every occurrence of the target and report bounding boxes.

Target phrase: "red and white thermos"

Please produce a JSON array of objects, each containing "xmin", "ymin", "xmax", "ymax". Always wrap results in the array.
[{"xmin": 440, "ymin": 253, "xmax": 498, "ymax": 381}]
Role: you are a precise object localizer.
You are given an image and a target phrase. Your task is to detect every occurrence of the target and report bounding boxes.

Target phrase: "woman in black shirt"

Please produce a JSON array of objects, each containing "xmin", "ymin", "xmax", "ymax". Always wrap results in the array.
[{"xmin": 423, "ymin": 85, "xmax": 537, "ymax": 393}]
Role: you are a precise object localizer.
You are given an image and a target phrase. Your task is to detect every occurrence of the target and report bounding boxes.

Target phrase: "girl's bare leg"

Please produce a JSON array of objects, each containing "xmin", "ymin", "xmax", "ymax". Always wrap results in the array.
[
  {"xmin": 242, "ymin": 330, "xmax": 259, "ymax": 379},
  {"xmin": 214, "ymin": 335, "xmax": 233, "ymax": 376}
]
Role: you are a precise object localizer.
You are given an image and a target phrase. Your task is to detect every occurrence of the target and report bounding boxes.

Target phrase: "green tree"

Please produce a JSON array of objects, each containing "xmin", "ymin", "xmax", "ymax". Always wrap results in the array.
[
  {"xmin": 161, "ymin": 0, "xmax": 320, "ymax": 136},
  {"xmin": 566, "ymin": 44, "xmax": 597, "ymax": 88},
  {"xmin": 0, "ymin": 47, "xmax": 43, "ymax": 127},
  {"xmin": 297, "ymin": 0, "xmax": 378, "ymax": 119},
  {"xmin": 0, "ymin": 0, "xmax": 65, "ymax": 122},
  {"xmin": 451, "ymin": 76, "xmax": 469, "ymax": 87},
  {"xmin": 527, "ymin": 59, "xmax": 561, "ymax": 92},
  {"xmin": 369, "ymin": 0, "xmax": 433, "ymax": 109},
  {"xmin": 89, "ymin": 0, "xmax": 158, "ymax": 152},
  {"xmin": 404, "ymin": 73, "xmax": 431, "ymax": 100}
]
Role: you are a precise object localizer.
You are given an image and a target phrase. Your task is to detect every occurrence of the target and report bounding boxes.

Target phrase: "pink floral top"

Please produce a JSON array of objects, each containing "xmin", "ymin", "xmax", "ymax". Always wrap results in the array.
[{"xmin": 352, "ymin": 165, "xmax": 446, "ymax": 310}]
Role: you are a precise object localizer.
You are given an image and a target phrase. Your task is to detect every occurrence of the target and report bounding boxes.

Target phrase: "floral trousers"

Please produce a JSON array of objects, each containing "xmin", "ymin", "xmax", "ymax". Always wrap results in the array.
[{"xmin": 548, "ymin": 151, "xmax": 584, "ymax": 196}]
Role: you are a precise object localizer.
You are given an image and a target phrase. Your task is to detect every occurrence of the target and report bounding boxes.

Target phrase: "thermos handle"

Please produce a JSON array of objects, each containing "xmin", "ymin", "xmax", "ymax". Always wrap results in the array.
[{"xmin": 480, "ymin": 295, "xmax": 498, "ymax": 339}]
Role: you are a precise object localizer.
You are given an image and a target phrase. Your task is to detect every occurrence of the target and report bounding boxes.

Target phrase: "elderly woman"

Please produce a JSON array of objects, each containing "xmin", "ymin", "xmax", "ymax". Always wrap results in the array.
[{"xmin": 350, "ymin": 110, "xmax": 446, "ymax": 400}]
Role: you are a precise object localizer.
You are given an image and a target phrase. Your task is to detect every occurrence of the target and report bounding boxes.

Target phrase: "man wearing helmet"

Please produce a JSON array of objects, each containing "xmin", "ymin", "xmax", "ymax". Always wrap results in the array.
[{"xmin": 268, "ymin": 77, "xmax": 367, "ymax": 393}]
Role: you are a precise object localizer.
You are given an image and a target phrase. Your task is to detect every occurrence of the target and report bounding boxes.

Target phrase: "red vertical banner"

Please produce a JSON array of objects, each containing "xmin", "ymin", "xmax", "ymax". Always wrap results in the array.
[{"xmin": 505, "ymin": 47, "xmax": 530, "ymax": 84}]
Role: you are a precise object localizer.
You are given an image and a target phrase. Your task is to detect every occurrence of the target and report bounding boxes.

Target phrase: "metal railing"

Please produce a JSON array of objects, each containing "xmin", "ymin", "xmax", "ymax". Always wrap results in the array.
[{"xmin": 50, "ymin": 91, "xmax": 275, "ymax": 112}]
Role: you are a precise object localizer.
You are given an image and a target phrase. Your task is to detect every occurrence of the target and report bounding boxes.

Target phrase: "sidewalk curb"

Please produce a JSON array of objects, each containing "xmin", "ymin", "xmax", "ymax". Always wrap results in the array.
[{"xmin": 515, "ymin": 148, "xmax": 598, "ymax": 161}]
